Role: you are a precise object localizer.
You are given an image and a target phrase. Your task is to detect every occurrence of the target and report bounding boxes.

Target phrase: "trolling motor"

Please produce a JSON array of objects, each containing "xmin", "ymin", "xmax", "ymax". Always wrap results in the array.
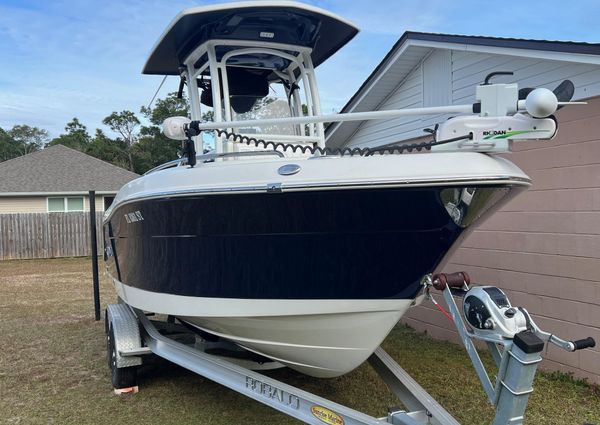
[
  {"xmin": 432, "ymin": 72, "xmax": 582, "ymax": 153},
  {"xmin": 161, "ymin": 70, "xmax": 585, "ymax": 157}
]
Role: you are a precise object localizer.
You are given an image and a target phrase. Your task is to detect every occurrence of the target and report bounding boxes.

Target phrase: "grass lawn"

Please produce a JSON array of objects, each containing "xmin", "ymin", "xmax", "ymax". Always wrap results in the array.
[{"xmin": 1, "ymin": 257, "xmax": 598, "ymax": 425}]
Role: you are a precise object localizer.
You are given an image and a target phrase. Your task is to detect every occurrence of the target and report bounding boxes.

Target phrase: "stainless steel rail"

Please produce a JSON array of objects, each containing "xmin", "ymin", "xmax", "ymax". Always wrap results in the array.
[{"xmin": 144, "ymin": 150, "xmax": 285, "ymax": 175}]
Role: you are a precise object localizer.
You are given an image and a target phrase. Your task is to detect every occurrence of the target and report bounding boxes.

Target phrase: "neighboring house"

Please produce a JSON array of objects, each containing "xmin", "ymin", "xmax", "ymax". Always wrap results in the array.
[
  {"xmin": 326, "ymin": 33, "xmax": 600, "ymax": 383},
  {"xmin": 0, "ymin": 144, "xmax": 139, "ymax": 213}
]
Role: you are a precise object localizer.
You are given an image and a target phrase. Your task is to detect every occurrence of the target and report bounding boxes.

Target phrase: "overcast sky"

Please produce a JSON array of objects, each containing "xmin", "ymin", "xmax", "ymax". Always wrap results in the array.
[{"xmin": 1, "ymin": 0, "xmax": 600, "ymax": 138}]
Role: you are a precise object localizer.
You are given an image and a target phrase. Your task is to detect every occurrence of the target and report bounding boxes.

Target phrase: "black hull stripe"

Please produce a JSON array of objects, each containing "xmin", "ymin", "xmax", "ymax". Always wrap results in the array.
[{"xmin": 104, "ymin": 185, "xmax": 513, "ymax": 300}]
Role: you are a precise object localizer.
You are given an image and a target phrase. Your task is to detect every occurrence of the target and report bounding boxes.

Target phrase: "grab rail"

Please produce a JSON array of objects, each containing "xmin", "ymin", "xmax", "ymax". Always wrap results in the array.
[{"xmin": 144, "ymin": 150, "xmax": 285, "ymax": 175}]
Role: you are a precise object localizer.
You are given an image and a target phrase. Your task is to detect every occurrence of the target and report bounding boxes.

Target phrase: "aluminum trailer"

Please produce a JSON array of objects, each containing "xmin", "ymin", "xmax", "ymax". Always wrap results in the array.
[{"xmin": 105, "ymin": 272, "xmax": 595, "ymax": 425}]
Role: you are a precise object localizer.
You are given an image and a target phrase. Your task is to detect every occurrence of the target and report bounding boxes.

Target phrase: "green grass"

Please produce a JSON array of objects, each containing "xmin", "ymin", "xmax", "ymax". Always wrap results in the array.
[{"xmin": 1, "ymin": 257, "xmax": 598, "ymax": 424}]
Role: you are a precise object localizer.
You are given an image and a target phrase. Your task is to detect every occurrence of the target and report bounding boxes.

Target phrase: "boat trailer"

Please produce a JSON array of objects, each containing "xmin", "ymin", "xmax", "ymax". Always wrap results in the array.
[{"xmin": 105, "ymin": 272, "xmax": 595, "ymax": 425}]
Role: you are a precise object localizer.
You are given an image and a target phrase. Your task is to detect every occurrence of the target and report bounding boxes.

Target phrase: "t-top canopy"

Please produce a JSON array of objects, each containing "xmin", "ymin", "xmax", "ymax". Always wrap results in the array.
[{"xmin": 143, "ymin": 1, "xmax": 359, "ymax": 75}]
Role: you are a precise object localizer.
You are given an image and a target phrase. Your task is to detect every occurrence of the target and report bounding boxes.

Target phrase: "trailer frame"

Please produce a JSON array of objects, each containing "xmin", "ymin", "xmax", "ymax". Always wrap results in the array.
[{"xmin": 105, "ymin": 276, "xmax": 576, "ymax": 425}]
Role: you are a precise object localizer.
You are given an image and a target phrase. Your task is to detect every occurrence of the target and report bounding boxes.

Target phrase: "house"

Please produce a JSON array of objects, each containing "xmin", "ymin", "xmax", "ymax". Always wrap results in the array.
[
  {"xmin": 0, "ymin": 144, "xmax": 139, "ymax": 213},
  {"xmin": 326, "ymin": 33, "xmax": 600, "ymax": 383}
]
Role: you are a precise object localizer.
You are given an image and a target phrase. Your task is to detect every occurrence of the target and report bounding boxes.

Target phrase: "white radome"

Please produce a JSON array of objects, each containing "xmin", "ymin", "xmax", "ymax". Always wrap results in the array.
[
  {"xmin": 525, "ymin": 87, "xmax": 558, "ymax": 118},
  {"xmin": 162, "ymin": 116, "xmax": 192, "ymax": 140}
]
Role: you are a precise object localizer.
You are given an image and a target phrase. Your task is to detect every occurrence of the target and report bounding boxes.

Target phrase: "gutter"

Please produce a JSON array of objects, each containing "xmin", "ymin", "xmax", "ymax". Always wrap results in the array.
[{"xmin": 0, "ymin": 191, "xmax": 118, "ymax": 197}]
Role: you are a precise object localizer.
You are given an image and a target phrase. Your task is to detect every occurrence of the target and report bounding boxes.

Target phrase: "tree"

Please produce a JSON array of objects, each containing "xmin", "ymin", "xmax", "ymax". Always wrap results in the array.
[
  {"xmin": 126, "ymin": 92, "xmax": 192, "ymax": 174},
  {"xmin": 48, "ymin": 118, "xmax": 91, "ymax": 151},
  {"xmin": 102, "ymin": 111, "xmax": 140, "ymax": 171},
  {"xmin": 0, "ymin": 128, "xmax": 20, "ymax": 162},
  {"xmin": 140, "ymin": 92, "xmax": 189, "ymax": 126},
  {"xmin": 103, "ymin": 111, "xmax": 140, "ymax": 145},
  {"xmin": 131, "ymin": 132, "xmax": 180, "ymax": 174},
  {"xmin": 8, "ymin": 125, "xmax": 48, "ymax": 155},
  {"xmin": 86, "ymin": 129, "xmax": 130, "ymax": 170},
  {"xmin": 0, "ymin": 125, "xmax": 49, "ymax": 162}
]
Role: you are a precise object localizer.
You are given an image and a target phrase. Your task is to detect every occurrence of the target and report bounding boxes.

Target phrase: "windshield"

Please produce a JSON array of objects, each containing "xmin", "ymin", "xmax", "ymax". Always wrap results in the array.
[
  {"xmin": 190, "ymin": 45, "xmax": 324, "ymax": 150},
  {"xmin": 234, "ymin": 84, "xmax": 295, "ymax": 136}
]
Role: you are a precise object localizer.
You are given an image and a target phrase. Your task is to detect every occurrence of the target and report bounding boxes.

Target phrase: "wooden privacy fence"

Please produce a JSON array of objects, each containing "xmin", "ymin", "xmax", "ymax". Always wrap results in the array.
[{"xmin": 0, "ymin": 212, "xmax": 103, "ymax": 260}]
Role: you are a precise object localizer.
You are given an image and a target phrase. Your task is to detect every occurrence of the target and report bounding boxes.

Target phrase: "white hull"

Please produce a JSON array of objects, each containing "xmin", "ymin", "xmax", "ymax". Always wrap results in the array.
[{"xmin": 114, "ymin": 279, "xmax": 413, "ymax": 377}]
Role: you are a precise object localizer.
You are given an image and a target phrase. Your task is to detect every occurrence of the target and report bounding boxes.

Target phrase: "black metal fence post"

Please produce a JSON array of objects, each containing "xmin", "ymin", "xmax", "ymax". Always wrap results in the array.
[{"xmin": 89, "ymin": 190, "xmax": 101, "ymax": 321}]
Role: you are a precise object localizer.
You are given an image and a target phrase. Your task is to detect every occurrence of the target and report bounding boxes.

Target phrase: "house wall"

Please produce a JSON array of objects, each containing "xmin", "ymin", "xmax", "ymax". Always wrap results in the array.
[
  {"xmin": 0, "ymin": 197, "xmax": 47, "ymax": 213},
  {"xmin": 401, "ymin": 95, "xmax": 600, "ymax": 384},
  {"xmin": 345, "ymin": 49, "xmax": 600, "ymax": 148},
  {"xmin": 83, "ymin": 195, "xmax": 109, "ymax": 212},
  {"xmin": 0, "ymin": 195, "xmax": 109, "ymax": 214}
]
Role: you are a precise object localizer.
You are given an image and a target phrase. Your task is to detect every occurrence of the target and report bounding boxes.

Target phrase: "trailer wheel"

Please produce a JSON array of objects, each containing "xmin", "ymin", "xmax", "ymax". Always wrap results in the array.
[{"xmin": 107, "ymin": 325, "xmax": 137, "ymax": 389}]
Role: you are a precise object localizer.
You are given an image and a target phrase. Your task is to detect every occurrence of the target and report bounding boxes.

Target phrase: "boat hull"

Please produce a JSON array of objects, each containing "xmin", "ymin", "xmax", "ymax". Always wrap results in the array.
[
  {"xmin": 105, "ymin": 186, "xmax": 513, "ymax": 300},
  {"xmin": 112, "ymin": 279, "xmax": 411, "ymax": 377},
  {"xmin": 104, "ymin": 182, "xmax": 522, "ymax": 376}
]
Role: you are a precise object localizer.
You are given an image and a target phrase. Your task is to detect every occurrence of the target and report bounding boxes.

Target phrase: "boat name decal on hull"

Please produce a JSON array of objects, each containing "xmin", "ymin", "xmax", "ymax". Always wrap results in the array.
[{"xmin": 124, "ymin": 211, "xmax": 144, "ymax": 224}]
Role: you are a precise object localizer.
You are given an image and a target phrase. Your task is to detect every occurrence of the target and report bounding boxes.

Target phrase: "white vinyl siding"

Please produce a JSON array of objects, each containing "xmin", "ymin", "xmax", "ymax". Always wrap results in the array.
[
  {"xmin": 421, "ymin": 50, "xmax": 452, "ymax": 130},
  {"xmin": 451, "ymin": 53, "xmax": 600, "ymax": 105},
  {"xmin": 423, "ymin": 50, "xmax": 451, "ymax": 107},
  {"xmin": 0, "ymin": 195, "xmax": 111, "ymax": 214},
  {"xmin": 0, "ymin": 197, "xmax": 47, "ymax": 213},
  {"xmin": 347, "ymin": 65, "xmax": 423, "ymax": 147}
]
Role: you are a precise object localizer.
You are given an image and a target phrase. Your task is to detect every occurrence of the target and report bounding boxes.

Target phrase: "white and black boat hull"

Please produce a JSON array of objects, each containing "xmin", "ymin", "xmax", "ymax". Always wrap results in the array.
[{"xmin": 104, "ymin": 154, "xmax": 530, "ymax": 377}]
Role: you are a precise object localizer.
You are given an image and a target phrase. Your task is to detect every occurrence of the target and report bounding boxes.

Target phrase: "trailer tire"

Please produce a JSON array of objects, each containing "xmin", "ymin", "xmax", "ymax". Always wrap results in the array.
[{"xmin": 107, "ymin": 325, "xmax": 137, "ymax": 389}]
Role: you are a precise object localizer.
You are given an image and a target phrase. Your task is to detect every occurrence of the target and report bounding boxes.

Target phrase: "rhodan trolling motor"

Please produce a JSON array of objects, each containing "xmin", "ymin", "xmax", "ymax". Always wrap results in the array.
[{"xmin": 162, "ymin": 70, "xmax": 584, "ymax": 160}]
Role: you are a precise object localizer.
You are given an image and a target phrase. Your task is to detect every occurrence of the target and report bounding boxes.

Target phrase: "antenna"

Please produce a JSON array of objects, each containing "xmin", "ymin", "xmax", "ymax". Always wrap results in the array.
[{"xmin": 146, "ymin": 75, "xmax": 168, "ymax": 109}]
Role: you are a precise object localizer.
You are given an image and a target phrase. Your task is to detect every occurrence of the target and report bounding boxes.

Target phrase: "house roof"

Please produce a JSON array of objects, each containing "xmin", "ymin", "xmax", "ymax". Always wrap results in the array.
[
  {"xmin": 0, "ymin": 145, "xmax": 139, "ymax": 195},
  {"xmin": 325, "ymin": 32, "xmax": 600, "ymax": 148}
]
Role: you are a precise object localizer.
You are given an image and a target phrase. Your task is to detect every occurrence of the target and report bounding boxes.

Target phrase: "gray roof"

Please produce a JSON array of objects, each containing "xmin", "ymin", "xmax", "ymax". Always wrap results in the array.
[{"xmin": 0, "ymin": 145, "xmax": 139, "ymax": 194}]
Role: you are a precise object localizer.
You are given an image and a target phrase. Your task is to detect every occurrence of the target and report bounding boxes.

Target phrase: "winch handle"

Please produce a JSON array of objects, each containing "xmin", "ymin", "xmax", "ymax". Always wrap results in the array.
[
  {"xmin": 432, "ymin": 272, "xmax": 470, "ymax": 290},
  {"xmin": 571, "ymin": 337, "xmax": 596, "ymax": 351}
]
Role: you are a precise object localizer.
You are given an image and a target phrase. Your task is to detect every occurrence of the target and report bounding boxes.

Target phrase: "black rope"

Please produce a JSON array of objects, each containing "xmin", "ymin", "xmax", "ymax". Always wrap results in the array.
[{"xmin": 213, "ymin": 129, "xmax": 473, "ymax": 156}]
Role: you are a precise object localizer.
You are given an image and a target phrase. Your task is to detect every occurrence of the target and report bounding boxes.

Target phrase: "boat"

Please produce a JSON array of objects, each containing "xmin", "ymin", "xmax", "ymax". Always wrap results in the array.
[{"xmin": 103, "ymin": 1, "xmax": 568, "ymax": 378}]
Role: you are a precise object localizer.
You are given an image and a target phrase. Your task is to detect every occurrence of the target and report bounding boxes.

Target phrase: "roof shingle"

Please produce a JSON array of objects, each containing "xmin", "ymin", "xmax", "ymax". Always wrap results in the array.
[{"xmin": 0, "ymin": 145, "xmax": 139, "ymax": 193}]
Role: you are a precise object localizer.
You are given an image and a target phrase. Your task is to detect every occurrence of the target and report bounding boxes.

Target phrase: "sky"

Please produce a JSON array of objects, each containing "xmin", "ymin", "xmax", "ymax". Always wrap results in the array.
[{"xmin": 1, "ymin": 0, "xmax": 600, "ymax": 138}]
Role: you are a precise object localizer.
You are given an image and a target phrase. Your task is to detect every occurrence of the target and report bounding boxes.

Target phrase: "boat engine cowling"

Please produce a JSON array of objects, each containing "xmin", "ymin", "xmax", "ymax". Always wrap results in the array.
[{"xmin": 462, "ymin": 286, "xmax": 528, "ymax": 339}]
